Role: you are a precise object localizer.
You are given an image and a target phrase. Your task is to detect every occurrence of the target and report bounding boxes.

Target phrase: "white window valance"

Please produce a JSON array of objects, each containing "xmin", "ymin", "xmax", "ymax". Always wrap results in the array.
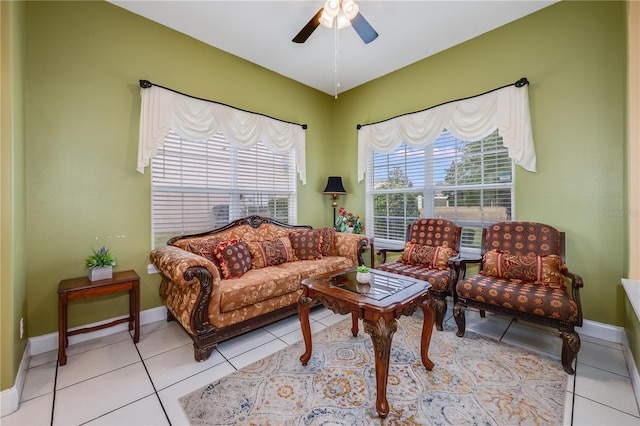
[
  {"xmin": 137, "ymin": 84, "xmax": 307, "ymax": 184},
  {"xmin": 357, "ymin": 82, "xmax": 536, "ymax": 182}
]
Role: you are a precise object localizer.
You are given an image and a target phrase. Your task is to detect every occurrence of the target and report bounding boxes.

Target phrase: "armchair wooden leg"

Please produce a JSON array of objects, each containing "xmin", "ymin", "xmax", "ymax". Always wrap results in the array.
[
  {"xmin": 432, "ymin": 295, "xmax": 447, "ymax": 331},
  {"xmin": 559, "ymin": 329, "xmax": 580, "ymax": 375},
  {"xmin": 453, "ymin": 303, "xmax": 466, "ymax": 337}
]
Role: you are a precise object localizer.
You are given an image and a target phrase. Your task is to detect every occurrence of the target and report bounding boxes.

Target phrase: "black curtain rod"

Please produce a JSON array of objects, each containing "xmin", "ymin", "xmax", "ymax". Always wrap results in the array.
[
  {"xmin": 139, "ymin": 80, "xmax": 307, "ymax": 129},
  {"xmin": 356, "ymin": 77, "xmax": 529, "ymax": 130}
]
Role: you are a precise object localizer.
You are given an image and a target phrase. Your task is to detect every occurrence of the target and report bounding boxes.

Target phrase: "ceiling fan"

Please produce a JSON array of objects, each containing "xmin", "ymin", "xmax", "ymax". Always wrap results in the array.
[{"xmin": 292, "ymin": 0, "xmax": 378, "ymax": 44}]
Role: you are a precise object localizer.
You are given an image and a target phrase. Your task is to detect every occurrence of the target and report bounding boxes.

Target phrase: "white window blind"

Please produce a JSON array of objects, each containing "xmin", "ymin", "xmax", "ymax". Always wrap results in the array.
[
  {"xmin": 151, "ymin": 130, "xmax": 297, "ymax": 248},
  {"xmin": 366, "ymin": 129, "xmax": 514, "ymax": 251}
]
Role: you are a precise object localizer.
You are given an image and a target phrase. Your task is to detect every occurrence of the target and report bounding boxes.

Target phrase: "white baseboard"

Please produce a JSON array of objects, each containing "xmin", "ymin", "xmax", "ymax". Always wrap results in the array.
[
  {"xmin": 0, "ymin": 342, "xmax": 29, "ymax": 418},
  {"xmin": 29, "ymin": 306, "xmax": 167, "ymax": 356},
  {"xmin": 0, "ymin": 306, "xmax": 167, "ymax": 417},
  {"xmin": 578, "ymin": 319, "xmax": 624, "ymax": 343}
]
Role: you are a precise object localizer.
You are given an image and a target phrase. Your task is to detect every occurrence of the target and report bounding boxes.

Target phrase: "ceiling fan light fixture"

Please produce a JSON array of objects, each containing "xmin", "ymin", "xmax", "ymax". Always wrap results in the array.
[
  {"xmin": 319, "ymin": 11, "xmax": 334, "ymax": 28},
  {"xmin": 323, "ymin": 0, "xmax": 340, "ymax": 18},
  {"xmin": 336, "ymin": 13, "xmax": 351, "ymax": 29},
  {"xmin": 342, "ymin": 0, "xmax": 359, "ymax": 20}
]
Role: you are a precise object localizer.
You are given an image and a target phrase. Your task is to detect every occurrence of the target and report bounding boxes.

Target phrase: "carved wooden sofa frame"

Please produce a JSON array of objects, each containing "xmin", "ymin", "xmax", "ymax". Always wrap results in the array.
[{"xmin": 151, "ymin": 215, "xmax": 368, "ymax": 361}]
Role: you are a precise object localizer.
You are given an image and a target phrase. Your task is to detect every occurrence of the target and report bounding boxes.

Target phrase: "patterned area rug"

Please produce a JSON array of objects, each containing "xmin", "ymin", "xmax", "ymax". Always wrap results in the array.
[{"xmin": 179, "ymin": 314, "xmax": 567, "ymax": 425}]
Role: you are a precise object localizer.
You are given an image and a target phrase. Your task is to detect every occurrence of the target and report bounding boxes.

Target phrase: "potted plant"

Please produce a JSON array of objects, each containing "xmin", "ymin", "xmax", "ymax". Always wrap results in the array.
[
  {"xmin": 356, "ymin": 265, "xmax": 371, "ymax": 284},
  {"xmin": 85, "ymin": 246, "xmax": 117, "ymax": 281},
  {"xmin": 335, "ymin": 207, "xmax": 364, "ymax": 234}
]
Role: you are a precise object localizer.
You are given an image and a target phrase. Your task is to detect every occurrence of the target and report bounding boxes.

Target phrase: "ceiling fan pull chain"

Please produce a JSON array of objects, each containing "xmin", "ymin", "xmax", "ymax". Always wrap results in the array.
[{"xmin": 334, "ymin": 20, "xmax": 340, "ymax": 99}]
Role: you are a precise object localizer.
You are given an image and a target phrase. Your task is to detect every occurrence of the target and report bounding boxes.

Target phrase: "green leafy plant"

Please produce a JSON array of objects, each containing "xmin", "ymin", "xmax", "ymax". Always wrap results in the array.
[
  {"xmin": 356, "ymin": 265, "xmax": 370, "ymax": 273},
  {"xmin": 335, "ymin": 207, "xmax": 364, "ymax": 234},
  {"xmin": 84, "ymin": 246, "xmax": 117, "ymax": 269}
]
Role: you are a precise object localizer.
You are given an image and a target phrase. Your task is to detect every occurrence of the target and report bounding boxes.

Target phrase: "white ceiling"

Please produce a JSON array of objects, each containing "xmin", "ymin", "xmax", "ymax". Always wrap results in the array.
[{"xmin": 109, "ymin": 1, "xmax": 557, "ymax": 96}]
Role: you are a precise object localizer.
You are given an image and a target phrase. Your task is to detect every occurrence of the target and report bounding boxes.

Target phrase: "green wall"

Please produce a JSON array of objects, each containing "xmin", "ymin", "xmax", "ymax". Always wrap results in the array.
[
  {"xmin": 336, "ymin": 0, "xmax": 627, "ymax": 327},
  {"xmin": 1, "ymin": 0, "xmax": 28, "ymax": 392},
  {"xmin": 23, "ymin": 0, "xmax": 333, "ymax": 340},
  {"xmin": 1, "ymin": 0, "xmax": 632, "ymax": 391}
]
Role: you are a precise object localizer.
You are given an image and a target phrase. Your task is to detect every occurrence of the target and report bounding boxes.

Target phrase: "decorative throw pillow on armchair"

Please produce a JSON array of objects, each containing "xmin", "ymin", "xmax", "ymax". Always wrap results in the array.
[{"xmin": 400, "ymin": 242, "xmax": 455, "ymax": 270}]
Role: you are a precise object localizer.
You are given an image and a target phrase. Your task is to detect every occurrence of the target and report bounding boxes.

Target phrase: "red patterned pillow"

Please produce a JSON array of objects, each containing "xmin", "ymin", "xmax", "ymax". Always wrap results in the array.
[
  {"xmin": 400, "ymin": 243, "xmax": 455, "ymax": 270},
  {"xmin": 214, "ymin": 239, "xmax": 252, "ymax": 279},
  {"xmin": 481, "ymin": 250, "xmax": 566, "ymax": 289},
  {"xmin": 185, "ymin": 239, "xmax": 220, "ymax": 263},
  {"xmin": 246, "ymin": 237, "xmax": 293, "ymax": 269},
  {"xmin": 316, "ymin": 228, "xmax": 335, "ymax": 256},
  {"xmin": 289, "ymin": 230, "xmax": 322, "ymax": 261}
]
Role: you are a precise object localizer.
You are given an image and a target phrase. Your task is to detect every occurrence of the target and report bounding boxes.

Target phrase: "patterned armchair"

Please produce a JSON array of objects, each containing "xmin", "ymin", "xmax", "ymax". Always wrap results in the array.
[
  {"xmin": 375, "ymin": 219, "xmax": 462, "ymax": 331},
  {"xmin": 453, "ymin": 221, "xmax": 584, "ymax": 374}
]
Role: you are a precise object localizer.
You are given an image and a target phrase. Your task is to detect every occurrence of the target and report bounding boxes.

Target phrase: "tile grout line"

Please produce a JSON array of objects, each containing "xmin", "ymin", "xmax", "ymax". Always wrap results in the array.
[
  {"xmin": 50, "ymin": 361, "xmax": 59, "ymax": 426},
  {"xmin": 132, "ymin": 336, "xmax": 173, "ymax": 425}
]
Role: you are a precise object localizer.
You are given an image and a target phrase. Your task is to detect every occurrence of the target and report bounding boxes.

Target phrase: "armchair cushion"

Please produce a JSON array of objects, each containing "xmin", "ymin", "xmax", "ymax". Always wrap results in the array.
[
  {"xmin": 481, "ymin": 250, "xmax": 566, "ymax": 289},
  {"xmin": 246, "ymin": 237, "xmax": 293, "ymax": 269},
  {"xmin": 289, "ymin": 229, "xmax": 322, "ymax": 260},
  {"xmin": 376, "ymin": 262, "xmax": 452, "ymax": 292},
  {"xmin": 400, "ymin": 242, "xmax": 455, "ymax": 270},
  {"xmin": 215, "ymin": 239, "xmax": 252, "ymax": 278},
  {"xmin": 457, "ymin": 274, "xmax": 579, "ymax": 323}
]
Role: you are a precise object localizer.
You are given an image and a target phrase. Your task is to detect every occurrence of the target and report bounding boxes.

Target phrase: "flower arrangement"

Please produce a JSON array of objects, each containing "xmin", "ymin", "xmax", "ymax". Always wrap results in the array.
[
  {"xmin": 335, "ymin": 207, "xmax": 364, "ymax": 234},
  {"xmin": 84, "ymin": 246, "xmax": 117, "ymax": 269}
]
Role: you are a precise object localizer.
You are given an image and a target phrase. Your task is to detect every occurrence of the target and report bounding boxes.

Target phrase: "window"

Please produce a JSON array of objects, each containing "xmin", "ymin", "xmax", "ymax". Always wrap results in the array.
[
  {"xmin": 366, "ymin": 129, "xmax": 513, "ymax": 252},
  {"xmin": 151, "ymin": 130, "xmax": 297, "ymax": 248}
]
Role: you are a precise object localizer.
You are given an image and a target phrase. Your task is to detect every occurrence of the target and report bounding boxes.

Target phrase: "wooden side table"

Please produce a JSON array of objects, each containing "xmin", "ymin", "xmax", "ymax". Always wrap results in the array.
[{"xmin": 57, "ymin": 270, "xmax": 140, "ymax": 366}]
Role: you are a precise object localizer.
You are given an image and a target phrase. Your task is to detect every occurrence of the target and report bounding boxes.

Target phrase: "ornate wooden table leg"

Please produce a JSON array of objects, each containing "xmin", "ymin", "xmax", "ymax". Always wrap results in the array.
[
  {"xmin": 298, "ymin": 294, "xmax": 314, "ymax": 365},
  {"xmin": 350, "ymin": 312, "xmax": 359, "ymax": 337},
  {"xmin": 419, "ymin": 298, "xmax": 435, "ymax": 370},
  {"xmin": 364, "ymin": 316, "xmax": 397, "ymax": 418}
]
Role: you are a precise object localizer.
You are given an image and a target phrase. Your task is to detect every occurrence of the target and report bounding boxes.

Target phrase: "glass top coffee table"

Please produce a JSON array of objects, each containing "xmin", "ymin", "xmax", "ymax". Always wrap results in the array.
[{"xmin": 298, "ymin": 267, "xmax": 435, "ymax": 418}]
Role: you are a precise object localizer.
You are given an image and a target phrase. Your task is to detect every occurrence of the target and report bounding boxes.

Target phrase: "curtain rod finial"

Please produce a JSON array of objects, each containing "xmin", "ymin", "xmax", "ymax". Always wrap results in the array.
[
  {"xmin": 357, "ymin": 124, "xmax": 362, "ymax": 130},
  {"xmin": 515, "ymin": 77, "xmax": 529, "ymax": 87},
  {"xmin": 139, "ymin": 80, "xmax": 152, "ymax": 89}
]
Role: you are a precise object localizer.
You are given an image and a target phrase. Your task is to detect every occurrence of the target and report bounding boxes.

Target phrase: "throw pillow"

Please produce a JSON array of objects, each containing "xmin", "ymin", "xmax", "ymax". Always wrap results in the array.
[
  {"xmin": 214, "ymin": 239, "xmax": 252, "ymax": 279},
  {"xmin": 246, "ymin": 237, "xmax": 293, "ymax": 269},
  {"xmin": 186, "ymin": 238, "xmax": 220, "ymax": 263},
  {"xmin": 481, "ymin": 249, "xmax": 566, "ymax": 289},
  {"xmin": 317, "ymin": 228, "xmax": 336, "ymax": 256},
  {"xmin": 400, "ymin": 242, "xmax": 455, "ymax": 270},
  {"xmin": 289, "ymin": 230, "xmax": 323, "ymax": 261}
]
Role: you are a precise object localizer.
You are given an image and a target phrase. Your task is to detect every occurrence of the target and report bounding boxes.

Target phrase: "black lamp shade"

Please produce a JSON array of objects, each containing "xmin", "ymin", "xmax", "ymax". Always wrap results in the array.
[{"xmin": 323, "ymin": 176, "xmax": 347, "ymax": 194}]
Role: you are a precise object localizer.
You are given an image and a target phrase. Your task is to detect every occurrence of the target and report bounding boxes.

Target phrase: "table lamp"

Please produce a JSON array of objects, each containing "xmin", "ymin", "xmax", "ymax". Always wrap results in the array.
[{"xmin": 323, "ymin": 176, "xmax": 347, "ymax": 227}]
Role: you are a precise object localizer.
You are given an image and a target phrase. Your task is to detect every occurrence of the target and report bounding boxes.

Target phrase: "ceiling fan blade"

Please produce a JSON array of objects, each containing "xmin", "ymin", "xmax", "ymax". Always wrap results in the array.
[
  {"xmin": 292, "ymin": 8, "xmax": 324, "ymax": 43},
  {"xmin": 350, "ymin": 12, "xmax": 378, "ymax": 44}
]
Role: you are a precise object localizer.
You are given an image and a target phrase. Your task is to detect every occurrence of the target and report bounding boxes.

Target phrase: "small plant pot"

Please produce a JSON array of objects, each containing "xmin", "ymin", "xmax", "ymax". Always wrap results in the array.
[
  {"xmin": 356, "ymin": 271, "xmax": 371, "ymax": 284},
  {"xmin": 89, "ymin": 266, "xmax": 113, "ymax": 281}
]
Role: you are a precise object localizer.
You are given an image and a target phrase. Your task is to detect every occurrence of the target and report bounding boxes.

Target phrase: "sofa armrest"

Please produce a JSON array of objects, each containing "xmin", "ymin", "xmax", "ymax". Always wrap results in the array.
[
  {"xmin": 150, "ymin": 245, "xmax": 222, "ymax": 335},
  {"xmin": 333, "ymin": 232, "xmax": 369, "ymax": 266}
]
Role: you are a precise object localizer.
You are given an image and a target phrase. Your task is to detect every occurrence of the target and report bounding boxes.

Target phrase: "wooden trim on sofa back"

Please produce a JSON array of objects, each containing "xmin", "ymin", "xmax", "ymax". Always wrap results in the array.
[{"xmin": 167, "ymin": 215, "xmax": 312, "ymax": 246}]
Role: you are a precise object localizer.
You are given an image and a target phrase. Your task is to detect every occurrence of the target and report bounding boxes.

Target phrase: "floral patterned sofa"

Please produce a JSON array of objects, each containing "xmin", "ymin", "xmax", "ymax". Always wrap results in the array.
[{"xmin": 150, "ymin": 215, "xmax": 369, "ymax": 361}]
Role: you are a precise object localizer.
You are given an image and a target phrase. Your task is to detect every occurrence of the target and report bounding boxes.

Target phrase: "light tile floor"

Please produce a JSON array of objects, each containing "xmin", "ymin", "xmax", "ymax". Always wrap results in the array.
[{"xmin": 3, "ymin": 306, "xmax": 639, "ymax": 425}]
